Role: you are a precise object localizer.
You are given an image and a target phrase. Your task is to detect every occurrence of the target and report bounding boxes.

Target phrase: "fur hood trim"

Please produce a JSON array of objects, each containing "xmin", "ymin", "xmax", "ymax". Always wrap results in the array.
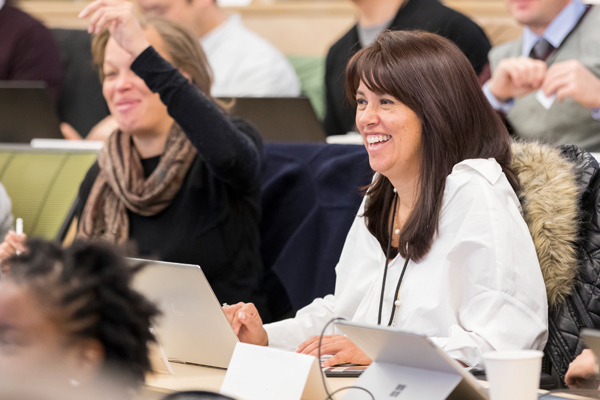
[{"xmin": 511, "ymin": 141, "xmax": 580, "ymax": 306}]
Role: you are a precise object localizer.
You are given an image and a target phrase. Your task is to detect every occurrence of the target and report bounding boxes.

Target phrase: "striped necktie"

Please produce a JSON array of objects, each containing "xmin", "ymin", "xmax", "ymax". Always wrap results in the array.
[{"xmin": 529, "ymin": 38, "xmax": 555, "ymax": 61}]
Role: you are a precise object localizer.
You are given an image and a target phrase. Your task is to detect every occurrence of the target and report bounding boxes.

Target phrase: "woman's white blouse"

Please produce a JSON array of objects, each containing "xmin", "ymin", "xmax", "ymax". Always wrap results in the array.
[{"xmin": 264, "ymin": 159, "xmax": 549, "ymax": 370}]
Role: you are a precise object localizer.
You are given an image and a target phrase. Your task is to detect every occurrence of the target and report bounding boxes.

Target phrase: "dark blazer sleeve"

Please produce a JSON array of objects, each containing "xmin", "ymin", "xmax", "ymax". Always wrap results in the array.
[{"xmin": 130, "ymin": 46, "xmax": 262, "ymax": 193}]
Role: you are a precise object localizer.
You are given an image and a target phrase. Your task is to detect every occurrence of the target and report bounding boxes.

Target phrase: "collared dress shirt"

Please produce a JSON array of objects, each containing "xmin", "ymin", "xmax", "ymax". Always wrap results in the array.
[
  {"xmin": 200, "ymin": 14, "xmax": 300, "ymax": 98},
  {"xmin": 483, "ymin": 0, "xmax": 600, "ymax": 118},
  {"xmin": 265, "ymin": 159, "xmax": 549, "ymax": 371}
]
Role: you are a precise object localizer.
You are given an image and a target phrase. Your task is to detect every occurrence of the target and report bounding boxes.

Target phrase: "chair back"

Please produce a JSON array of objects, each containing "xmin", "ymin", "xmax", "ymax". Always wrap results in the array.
[
  {"xmin": 0, "ymin": 145, "xmax": 97, "ymax": 239},
  {"xmin": 260, "ymin": 143, "xmax": 372, "ymax": 319},
  {"xmin": 511, "ymin": 141, "xmax": 600, "ymax": 384}
]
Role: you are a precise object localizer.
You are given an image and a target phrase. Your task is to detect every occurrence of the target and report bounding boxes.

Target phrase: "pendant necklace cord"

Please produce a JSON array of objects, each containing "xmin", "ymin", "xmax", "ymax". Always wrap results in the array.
[
  {"xmin": 377, "ymin": 191, "xmax": 399, "ymax": 325},
  {"xmin": 388, "ymin": 257, "xmax": 410, "ymax": 326},
  {"xmin": 377, "ymin": 190, "xmax": 411, "ymax": 326}
]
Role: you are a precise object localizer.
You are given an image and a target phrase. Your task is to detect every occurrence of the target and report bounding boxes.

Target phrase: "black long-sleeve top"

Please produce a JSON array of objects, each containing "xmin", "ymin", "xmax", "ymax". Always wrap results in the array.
[
  {"xmin": 323, "ymin": 0, "xmax": 492, "ymax": 137},
  {"xmin": 75, "ymin": 46, "xmax": 268, "ymax": 318}
]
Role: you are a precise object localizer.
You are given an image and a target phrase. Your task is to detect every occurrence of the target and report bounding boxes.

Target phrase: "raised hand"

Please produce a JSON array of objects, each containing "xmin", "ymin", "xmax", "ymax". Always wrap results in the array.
[{"xmin": 79, "ymin": 0, "xmax": 149, "ymax": 58}]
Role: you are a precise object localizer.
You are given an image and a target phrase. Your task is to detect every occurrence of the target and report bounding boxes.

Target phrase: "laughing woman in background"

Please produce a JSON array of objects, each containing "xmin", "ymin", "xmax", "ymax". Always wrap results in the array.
[{"xmin": 223, "ymin": 30, "xmax": 548, "ymax": 370}]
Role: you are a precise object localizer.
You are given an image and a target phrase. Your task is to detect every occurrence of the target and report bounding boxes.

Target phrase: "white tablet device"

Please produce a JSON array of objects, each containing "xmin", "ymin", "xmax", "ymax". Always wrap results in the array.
[
  {"xmin": 131, "ymin": 259, "xmax": 239, "ymax": 369},
  {"xmin": 335, "ymin": 321, "xmax": 488, "ymax": 400}
]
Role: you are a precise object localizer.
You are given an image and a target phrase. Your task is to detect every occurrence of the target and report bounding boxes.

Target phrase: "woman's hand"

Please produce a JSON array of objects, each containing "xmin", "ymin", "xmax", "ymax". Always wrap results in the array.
[
  {"xmin": 565, "ymin": 349, "xmax": 599, "ymax": 389},
  {"xmin": 296, "ymin": 335, "xmax": 372, "ymax": 367},
  {"xmin": 79, "ymin": 0, "xmax": 149, "ymax": 58},
  {"xmin": 0, "ymin": 231, "xmax": 27, "ymax": 275},
  {"xmin": 222, "ymin": 302, "xmax": 268, "ymax": 346}
]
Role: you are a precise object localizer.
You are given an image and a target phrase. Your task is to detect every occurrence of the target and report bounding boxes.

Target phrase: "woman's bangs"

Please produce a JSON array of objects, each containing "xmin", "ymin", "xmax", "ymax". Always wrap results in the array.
[{"xmin": 358, "ymin": 52, "xmax": 396, "ymax": 96}]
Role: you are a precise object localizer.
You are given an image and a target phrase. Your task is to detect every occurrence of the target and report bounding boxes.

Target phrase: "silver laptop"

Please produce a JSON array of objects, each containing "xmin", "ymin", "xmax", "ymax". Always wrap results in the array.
[
  {"xmin": 0, "ymin": 81, "xmax": 62, "ymax": 143},
  {"xmin": 335, "ymin": 321, "xmax": 488, "ymax": 400},
  {"xmin": 131, "ymin": 259, "xmax": 239, "ymax": 369}
]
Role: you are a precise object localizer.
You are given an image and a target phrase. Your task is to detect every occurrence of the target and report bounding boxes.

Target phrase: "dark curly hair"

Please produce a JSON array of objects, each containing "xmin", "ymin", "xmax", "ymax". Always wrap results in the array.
[{"xmin": 6, "ymin": 239, "xmax": 159, "ymax": 387}]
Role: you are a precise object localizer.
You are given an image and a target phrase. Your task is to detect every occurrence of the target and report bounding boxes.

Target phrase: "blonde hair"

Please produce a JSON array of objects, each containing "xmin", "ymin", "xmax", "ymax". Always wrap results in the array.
[{"xmin": 92, "ymin": 17, "xmax": 215, "ymax": 102}]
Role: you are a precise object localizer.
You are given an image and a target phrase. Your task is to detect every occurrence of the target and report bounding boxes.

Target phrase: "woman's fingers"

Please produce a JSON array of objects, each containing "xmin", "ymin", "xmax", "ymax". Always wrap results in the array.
[
  {"xmin": 89, "ymin": 5, "xmax": 130, "ymax": 34},
  {"xmin": 222, "ymin": 303, "xmax": 245, "ymax": 333},
  {"xmin": 296, "ymin": 335, "xmax": 324, "ymax": 354},
  {"xmin": 78, "ymin": 0, "xmax": 105, "ymax": 19},
  {"xmin": 235, "ymin": 304, "xmax": 268, "ymax": 345},
  {"xmin": 5, "ymin": 232, "xmax": 26, "ymax": 254}
]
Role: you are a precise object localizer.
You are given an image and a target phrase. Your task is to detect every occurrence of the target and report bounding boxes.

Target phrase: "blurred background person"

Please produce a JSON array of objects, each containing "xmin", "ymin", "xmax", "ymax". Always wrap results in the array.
[
  {"xmin": 324, "ymin": 0, "xmax": 491, "ymax": 137},
  {"xmin": 484, "ymin": 0, "xmax": 600, "ymax": 150},
  {"xmin": 0, "ymin": 239, "xmax": 158, "ymax": 400},
  {"xmin": 0, "ymin": 0, "xmax": 62, "ymax": 104},
  {"xmin": 136, "ymin": 0, "xmax": 300, "ymax": 97}
]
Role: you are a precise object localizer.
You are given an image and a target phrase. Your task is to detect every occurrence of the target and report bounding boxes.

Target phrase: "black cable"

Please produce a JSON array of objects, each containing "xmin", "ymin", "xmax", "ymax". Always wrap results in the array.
[
  {"xmin": 317, "ymin": 318, "xmax": 375, "ymax": 400},
  {"xmin": 378, "ymin": 192, "xmax": 399, "ymax": 325}
]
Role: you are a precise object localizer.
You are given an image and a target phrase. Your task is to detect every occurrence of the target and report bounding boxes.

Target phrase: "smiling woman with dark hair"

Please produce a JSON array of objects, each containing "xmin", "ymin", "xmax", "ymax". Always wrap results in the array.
[{"xmin": 224, "ymin": 30, "xmax": 548, "ymax": 371}]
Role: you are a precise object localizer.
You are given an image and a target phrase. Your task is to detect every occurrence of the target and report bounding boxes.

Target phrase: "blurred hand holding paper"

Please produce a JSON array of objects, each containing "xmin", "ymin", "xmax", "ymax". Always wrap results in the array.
[{"xmin": 536, "ymin": 89, "xmax": 557, "ymax": 109}]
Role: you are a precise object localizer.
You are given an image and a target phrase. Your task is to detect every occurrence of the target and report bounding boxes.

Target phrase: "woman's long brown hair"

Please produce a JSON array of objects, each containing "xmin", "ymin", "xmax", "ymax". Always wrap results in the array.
[{"xmin": 346, "ymin": 30, "xmax": 518, "ymax": 261}]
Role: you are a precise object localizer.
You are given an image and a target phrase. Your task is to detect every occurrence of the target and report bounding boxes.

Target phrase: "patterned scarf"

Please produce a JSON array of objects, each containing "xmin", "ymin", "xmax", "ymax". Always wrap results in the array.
[{"xmin": 78, "ymin": 123, "xmax": 197, "ymax": 244}]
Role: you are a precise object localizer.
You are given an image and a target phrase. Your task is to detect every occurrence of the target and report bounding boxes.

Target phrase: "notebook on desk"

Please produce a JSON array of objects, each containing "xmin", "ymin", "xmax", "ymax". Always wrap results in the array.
[
  {"xmin": 220, "ymin": 97, "xmax": 327, "ymax": 143},
  {"xmin": 0, "ymin": 81, "xmax": 62, "ymax": 143},
  {"xmin": 131, "ymin": 259, "xmax": 239, "ymax": 369}
]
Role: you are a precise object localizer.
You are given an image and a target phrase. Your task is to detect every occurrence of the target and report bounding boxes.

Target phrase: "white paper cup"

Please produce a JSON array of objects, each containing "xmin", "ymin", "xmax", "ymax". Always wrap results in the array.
[{"xmin": 484, "ymin": 350, "xmax": 543, "ymax": 400}]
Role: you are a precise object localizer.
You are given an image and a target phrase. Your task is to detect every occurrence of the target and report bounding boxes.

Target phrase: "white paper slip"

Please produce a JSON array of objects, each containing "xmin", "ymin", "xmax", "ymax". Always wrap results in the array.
[{"xmin": 536, "ymin": 90, "xmax": 556, "ymax": 109}]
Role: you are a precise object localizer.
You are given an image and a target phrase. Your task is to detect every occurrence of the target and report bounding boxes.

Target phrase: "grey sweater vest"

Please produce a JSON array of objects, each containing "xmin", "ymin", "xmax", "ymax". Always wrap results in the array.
[{"xmin": 489, "ymin": 6, "xmax": 600, "ymax": 151}]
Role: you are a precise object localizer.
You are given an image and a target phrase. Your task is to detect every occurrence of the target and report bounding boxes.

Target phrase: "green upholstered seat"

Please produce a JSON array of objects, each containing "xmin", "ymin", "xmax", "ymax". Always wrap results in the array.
[
  {"xmin": 0, "ymin": 147, "xmax": 97, "ymax": 239},
  {"xmin": 286, "ymin": 55, "xmax": 326, "ymax": 121}
]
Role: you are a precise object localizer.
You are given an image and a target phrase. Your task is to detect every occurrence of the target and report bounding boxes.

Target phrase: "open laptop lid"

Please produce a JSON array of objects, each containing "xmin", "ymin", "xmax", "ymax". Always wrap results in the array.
[
  {"xmin": 0, "ymin": 81, "xmax": 62, "ymax": 143},
  {"xmin": 335, "ymin": 321, "xmax": 488, "ymax": 400},
  {"xmin": 221, "ymin": 97, "xmax": 326, "ymax": 143},
  {"xmin": 582, "ymin": 329, "xmax": 600, "ymax": 359},
  {"xmin": 131, "ymin": 259, "xmax": 239, "ymax": 369}
]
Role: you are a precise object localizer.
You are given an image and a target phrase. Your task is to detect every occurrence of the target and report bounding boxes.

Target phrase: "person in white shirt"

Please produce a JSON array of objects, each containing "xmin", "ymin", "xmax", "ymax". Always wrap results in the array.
[
  {"xmin": 223, "ymin": 30, "xmax": 548, "ymax": 371},
  {"xmin": 135, "ymin": 0, "xmax": 300, "ymax": 97}
]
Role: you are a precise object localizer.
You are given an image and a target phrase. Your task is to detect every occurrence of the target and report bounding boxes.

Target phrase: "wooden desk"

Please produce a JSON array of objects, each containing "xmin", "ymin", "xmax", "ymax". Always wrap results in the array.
[
  {"xmin": 143, "ymin": 362, "xmax": 600, "ymax": 400},
  {"xmin": 144, "ymin": 362, "xmax": 356, "ymax": 399}
]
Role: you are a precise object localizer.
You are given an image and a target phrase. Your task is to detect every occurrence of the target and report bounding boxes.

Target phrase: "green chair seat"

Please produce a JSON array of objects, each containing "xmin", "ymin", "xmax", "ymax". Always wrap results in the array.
[{"xmin": 0, "ymin": 147, "xmax": 97, "ymax": 239}]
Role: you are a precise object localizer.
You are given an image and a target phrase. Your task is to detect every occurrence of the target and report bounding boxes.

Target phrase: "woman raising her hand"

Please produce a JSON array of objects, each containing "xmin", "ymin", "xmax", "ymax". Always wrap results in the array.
[{"xmin": 1, "ymin": 0, "xmax": 268, "ymax": 317}]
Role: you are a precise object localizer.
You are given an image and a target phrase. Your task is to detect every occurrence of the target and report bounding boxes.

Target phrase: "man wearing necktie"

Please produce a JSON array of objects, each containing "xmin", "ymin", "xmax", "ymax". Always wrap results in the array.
[{"xmin": 483, "ymin": 0, "xmax": 600, "ymax": 151}]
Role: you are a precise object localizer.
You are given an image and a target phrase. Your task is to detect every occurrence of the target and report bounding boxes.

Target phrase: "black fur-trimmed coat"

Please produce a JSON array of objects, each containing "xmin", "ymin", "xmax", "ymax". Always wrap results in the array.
[{"xmin": 511, "ymin": 141, "xmax": 600, "ymax": 383}]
